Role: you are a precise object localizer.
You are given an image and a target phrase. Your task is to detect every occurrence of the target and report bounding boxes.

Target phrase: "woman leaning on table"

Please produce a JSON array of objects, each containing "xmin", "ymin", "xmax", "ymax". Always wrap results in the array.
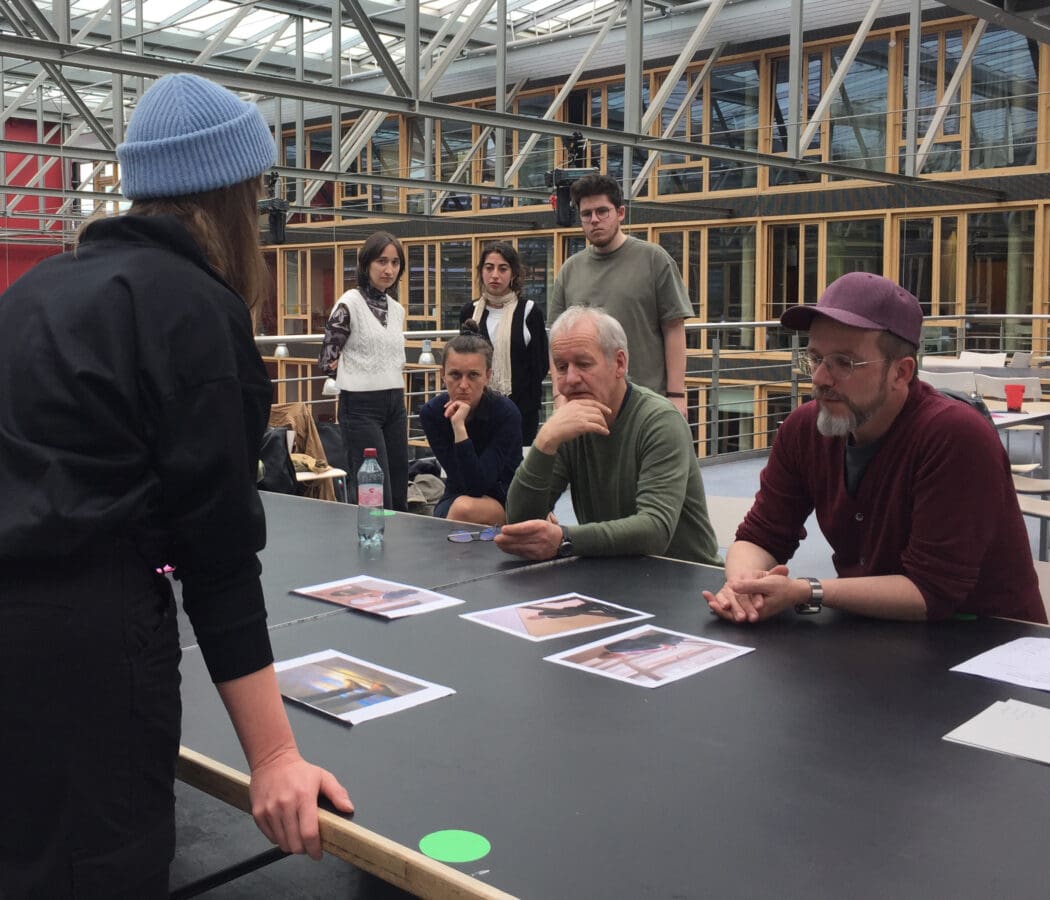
[
  {"xmin": 459, "ymin": 241, "xmax": 548, "ymax": 445},
  {"xmin": 320, "ymin": 231, "xmax": 409, "ymax": 510},
  {"xmin": 419, "ymin": 322, "xmax": 523, "ymax": 526},
  {"xmin": 0, "ymin": 74, "xmax": 351, "ymax": 900}
]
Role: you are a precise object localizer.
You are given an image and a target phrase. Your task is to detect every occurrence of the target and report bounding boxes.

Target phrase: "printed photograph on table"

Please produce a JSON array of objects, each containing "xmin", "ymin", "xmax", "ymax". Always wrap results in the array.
[
  {"xmin": 275, "ymin": 649, "xmax": 455, "ymax": 725},
  {"xmin": 292, "ymin": 574, "xmax": 464, "ymax": 618},
  {"xmin": 545, "ymin": 625, "xmax": 754, "ymax": 688},
  {"xmin": 461, "ymin": 593, "xmax": 652, "ymax": 641}
]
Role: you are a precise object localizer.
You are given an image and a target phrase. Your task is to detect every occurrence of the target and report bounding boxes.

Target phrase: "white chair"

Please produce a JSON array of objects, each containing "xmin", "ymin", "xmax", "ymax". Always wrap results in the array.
[
  {"xmin": 705, "ymin": 496, "xmax": 755, "ymax": 550},
  {"xmin": 959, "ymin": 350, "xmax": 1008, "ymax": 367},
  {"xmin": 976, "ymin": 375, "xmax": 1046, "ymax": 475},
  {"xmin": 974, "ymin": 374, "xmax": 1042, "ymax": 401},
  {"xmin": 918, "ymin": 369, "xmax": 976, "ymax": 394},
  {"xmin": 1009, "ymin": 351, "xmax": 1032, "ymax": 368},
  {"xmin": 1032, "ymin": 560, "xmax": 1050, "ymax": 621}
]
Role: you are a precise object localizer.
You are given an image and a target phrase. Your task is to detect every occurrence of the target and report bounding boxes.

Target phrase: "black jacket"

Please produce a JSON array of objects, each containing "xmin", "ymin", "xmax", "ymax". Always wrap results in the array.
[
  {"xmin": 0, "ymin": 214, "xmax": 273, "ymax": 682},
  {"xmin": 459, "ymin": 298, "xmax": 548, "ymax": 416}
]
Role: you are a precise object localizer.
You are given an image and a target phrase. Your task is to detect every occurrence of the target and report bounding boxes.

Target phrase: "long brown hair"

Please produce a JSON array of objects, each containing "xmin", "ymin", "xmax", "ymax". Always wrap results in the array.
[{"xmin": 128, "ymin": 176, "xmax": 270, "ymax": 310}]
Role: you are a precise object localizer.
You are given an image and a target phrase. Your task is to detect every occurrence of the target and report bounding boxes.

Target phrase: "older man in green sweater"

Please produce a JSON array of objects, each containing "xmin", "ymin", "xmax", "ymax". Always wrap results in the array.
[{"xmin": 495, "ymin": 306, "xmax": 721, "ymax": 566}]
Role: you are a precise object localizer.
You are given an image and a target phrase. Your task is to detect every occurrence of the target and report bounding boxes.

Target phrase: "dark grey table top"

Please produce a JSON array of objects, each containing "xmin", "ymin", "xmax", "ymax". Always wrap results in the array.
[
  {"xmin": 176, "ymin": 491, "xmax": 530, "ymax": 649},
  {"xmin": 180, "ymin": 551, "xmax": 1050, "ymax": 899}
]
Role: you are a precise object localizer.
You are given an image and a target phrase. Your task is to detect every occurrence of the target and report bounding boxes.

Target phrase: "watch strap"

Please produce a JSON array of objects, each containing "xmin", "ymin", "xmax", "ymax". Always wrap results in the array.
[{"xmin": 794, "ymin": 576, "xmax": 823, "ymax": 615}]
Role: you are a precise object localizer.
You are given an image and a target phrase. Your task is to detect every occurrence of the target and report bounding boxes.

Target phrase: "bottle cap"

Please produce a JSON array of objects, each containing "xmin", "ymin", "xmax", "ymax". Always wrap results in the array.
[{"xmin": 364, "ymin": 448, "xmax": 378, "ymax": 458}]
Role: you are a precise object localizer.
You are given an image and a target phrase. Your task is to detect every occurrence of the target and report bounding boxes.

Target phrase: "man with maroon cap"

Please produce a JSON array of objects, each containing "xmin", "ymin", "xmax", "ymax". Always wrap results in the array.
[{"xmin": 704, "ymin": 271, "xmax": 1045, "ymax": 625}]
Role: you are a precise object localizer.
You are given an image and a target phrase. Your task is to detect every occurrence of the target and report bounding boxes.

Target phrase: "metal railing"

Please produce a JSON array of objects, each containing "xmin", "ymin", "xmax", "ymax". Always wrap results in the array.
[{"xmin": 256, "ymin": 311, "xmax": 1050, "ymax": 462}]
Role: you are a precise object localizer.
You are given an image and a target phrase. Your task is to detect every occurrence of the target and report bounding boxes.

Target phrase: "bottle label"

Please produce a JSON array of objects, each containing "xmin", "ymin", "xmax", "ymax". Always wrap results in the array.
[{"xmin": 358, "ymin": 485, "xmax": 383, "ymax": 507}]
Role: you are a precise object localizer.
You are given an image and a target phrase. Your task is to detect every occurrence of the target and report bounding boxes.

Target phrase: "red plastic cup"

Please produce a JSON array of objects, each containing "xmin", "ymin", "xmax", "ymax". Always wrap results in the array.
[{"xmin": 1004, "ymin": 383, "xmax": 1025, "ymax": 412}]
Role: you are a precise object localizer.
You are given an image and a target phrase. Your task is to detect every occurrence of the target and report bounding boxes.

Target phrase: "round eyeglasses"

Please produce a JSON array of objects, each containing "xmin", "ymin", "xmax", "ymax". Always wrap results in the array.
[
  {"xmin": 797, "ymin": 352, "xmax": 890, "ymax": 380},
  {"xmin": 447, "ymin": 526, "xmax": 501, "ymax": 543}
]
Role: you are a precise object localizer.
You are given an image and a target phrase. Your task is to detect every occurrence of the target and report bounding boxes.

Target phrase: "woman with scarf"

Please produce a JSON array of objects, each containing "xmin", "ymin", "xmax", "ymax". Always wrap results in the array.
[
  {"xmin": 320, "ymin": 231, "xmax": 409, "ymax": 510},
  {"xmin": 459, "ymin": 242, "xmax": 548, "ymax": 445}
]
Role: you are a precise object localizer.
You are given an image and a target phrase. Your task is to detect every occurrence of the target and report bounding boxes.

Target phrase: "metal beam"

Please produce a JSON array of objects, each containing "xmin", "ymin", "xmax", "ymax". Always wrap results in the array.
[
  {"xmin": 0, "ymin": 34, "xmax": 1007, "ymax": 200},
  {"xmin": 340, "ymin": 0, "xmax": 412, "ymax": 97},
  {"xmin": 939, "ymin": 0, "xmax": 1050, "ymax": 45},
  {"xmin": 622, "ymin": 0, "xmax": 643, "ymax": 198},
  {"xmin": 786, "ymin": 0, "xmax": 804, "ymax": 159},
  {"xmin": 902, "ymin": 0, "xmax": 920, "ymax": 176},
  {"xmin": 0, "ymin": 0, "xmax": 116, "ymax": 148}
]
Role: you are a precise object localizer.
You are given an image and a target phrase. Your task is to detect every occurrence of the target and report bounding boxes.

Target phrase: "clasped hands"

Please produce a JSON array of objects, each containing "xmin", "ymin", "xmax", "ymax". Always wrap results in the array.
[{"xmin": 703, "ymin": 565, "xmax": 811, "ymax": 623}]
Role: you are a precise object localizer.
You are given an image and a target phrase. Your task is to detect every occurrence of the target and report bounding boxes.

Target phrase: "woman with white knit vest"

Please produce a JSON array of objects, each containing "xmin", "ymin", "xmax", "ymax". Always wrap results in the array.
[{"xmin": 320, "ymin": 231, "xmax": 409, "ymax": 510}]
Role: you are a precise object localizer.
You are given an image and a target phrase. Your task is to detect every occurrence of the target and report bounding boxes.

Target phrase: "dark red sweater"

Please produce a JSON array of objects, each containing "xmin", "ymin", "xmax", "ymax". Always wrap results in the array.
[{"xmin": 737, "ymin": 379, "xmax": 1046, "ymax": 623}]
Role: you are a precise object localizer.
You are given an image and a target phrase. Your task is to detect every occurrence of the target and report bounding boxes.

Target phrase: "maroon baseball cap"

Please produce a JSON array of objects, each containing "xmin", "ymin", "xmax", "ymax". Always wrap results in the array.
[{"xmin": 780, "ymin": 272, "xmax": 923, "ymax": 347}]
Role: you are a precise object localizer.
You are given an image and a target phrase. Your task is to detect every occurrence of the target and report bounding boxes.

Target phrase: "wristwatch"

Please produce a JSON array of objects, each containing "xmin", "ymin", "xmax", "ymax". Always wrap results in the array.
[
  {"xmin": 795, "ymin": 577, "xmax": 823, "ymax": 615},
  {"xmin": 557, "ymin": 527, "xmax": 575, "ymax": 559}
]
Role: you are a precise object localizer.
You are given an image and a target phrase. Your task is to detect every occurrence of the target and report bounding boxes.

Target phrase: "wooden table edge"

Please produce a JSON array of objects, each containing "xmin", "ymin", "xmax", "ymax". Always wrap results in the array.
[{"xmin": 176, "ymin": 746, "xmax": 517, "ymax": 900}]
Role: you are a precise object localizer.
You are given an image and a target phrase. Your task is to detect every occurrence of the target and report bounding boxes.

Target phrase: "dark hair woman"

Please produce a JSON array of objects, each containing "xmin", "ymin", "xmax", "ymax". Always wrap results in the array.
[
  {"xmin": 419, "ymin": 321, "xmax": 523, "ymax": 525},
  {"xmin": 319, "ymin": 230, "xmax": 409, "ymax": 510},
  {"xmin": 459, "ymin": 241, "xmax": 548, "ymax": 444},
  {"xmin": 0, "ymin": 74, "xmax": 351, "ymax": 899}
]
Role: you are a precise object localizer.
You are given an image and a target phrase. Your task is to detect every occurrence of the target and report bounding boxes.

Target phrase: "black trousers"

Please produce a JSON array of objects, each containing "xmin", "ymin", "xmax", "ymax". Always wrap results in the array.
[
  {"xmin": 338, "ymin": 388, "xmax": 409, "ymax": 511},
  {"xmin": 0, "ymin": 541, "xmax": 181, "ymax": 900}
]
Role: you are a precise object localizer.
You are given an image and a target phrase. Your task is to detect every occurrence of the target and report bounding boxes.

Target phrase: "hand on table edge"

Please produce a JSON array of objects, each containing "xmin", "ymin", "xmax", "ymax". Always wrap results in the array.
[{"xmin": 216, "ymin": 665, "xmax": 354, "ymax": 860}]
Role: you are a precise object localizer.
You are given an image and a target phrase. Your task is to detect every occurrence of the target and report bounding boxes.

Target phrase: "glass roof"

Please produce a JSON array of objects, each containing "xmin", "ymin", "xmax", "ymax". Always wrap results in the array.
[{"xmin": 46, "ymin": 0, "xmax": 658, "ymax": 71}]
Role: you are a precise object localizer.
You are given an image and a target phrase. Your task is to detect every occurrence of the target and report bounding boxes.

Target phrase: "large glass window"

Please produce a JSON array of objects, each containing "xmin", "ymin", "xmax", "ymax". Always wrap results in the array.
[
  {"xmin": 768, "ymin": 223, "xmax": 819, "ymax": 349},
  {"xmin": 440, "ymin": 241, "xmax": 472, "ymax": 330},
  {"xmin": 827, "ymin": 218, "xmax": 884, "ymax": 281},
  {"xmin": 969, "ymin": 27, "xmax": 1039, "ymax": 170},
  {"xmin": 707, "ymin": 225, "xmax": 757, "ymax": 349},
  {"xmin": 769, "ymin": 54, "xmax": 822, "ymax": 185},
  {"xmin": 899, "ymin": 30, "xmax": 963, "ymax": 174},
  {"xmin": 515, "ymin": 92, "xmax": 556, "ymax": 197},
  {"xmin": 828, "ymin": 39, "xmax": 889, "ymax": 172},
  {"xmin": 655, "ymin": 74, "xmax": 705, "ymax": 196},
  {"xmin": 436, "ymin": 118, "xmax": 474, "ymax": 213},
  {"xmin": 518, "ymin": 236, "xmax": 555, "ymax": 318},
  {"xmin": 966, "ymin": 210, "xmax": 1035, "ymax": 350},
  {"xmin": 708, "ymin": 61, "xmax": 760, "ymax": 190}
]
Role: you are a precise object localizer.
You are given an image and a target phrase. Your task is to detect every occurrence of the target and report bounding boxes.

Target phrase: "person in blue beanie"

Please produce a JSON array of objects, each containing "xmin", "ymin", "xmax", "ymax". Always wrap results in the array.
[{"xmin": 0, "ymin": 74, "xmax": 352, "ymax": 899}]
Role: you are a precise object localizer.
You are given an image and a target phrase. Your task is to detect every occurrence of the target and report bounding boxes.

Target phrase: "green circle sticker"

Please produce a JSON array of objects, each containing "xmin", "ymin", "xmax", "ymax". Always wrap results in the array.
[{"xmin": 418, "ymin": 829, "xmax": 491, "ymax": 864}]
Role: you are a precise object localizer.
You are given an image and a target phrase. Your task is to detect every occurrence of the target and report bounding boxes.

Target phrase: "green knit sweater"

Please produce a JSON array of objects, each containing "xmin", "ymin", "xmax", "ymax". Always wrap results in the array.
[{"xmin": 506, "ymin": 384, "xmax": 722, "ymax": 566}]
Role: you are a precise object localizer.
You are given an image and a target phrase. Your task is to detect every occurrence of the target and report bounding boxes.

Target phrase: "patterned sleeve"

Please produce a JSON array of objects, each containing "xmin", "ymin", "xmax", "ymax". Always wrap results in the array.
[{"xmin": 317, "ymin": 303, "xmax": 351, "ymax": 373}]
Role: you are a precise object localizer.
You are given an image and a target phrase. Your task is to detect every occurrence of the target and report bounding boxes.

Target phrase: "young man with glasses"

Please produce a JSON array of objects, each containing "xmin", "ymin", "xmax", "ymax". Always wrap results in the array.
[
  {"xmin": 704, "ymin": 271, "xmax": 1045, "ymax": 625},
  {"xmin": 548, "ymin": 173, "xmax": 692, "ymax": 416}
]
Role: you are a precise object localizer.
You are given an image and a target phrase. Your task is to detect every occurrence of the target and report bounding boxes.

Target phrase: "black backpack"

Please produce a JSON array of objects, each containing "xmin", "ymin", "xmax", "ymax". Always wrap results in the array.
[{"xmin": 937, "ymin": 388, "xmax": 995, "ymax": 428}]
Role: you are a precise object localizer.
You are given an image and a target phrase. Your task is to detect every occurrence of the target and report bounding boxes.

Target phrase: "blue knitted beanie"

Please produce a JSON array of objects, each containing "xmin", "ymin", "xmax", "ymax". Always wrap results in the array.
[{"xmin": 117, "ymin": 74, "xmax": 276, "ymax": 200}]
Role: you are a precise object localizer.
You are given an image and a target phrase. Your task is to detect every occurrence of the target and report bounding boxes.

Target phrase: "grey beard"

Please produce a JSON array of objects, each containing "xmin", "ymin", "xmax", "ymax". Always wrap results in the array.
[{"xmin": 816, "ymin": 405, "xmax": 856, "ymax": 437}]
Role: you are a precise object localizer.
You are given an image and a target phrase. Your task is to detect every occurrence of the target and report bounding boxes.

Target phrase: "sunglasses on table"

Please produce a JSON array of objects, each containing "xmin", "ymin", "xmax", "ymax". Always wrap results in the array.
[{"xmin": 447, "ymin": 526, "xmax": 501, "ymax": 543}]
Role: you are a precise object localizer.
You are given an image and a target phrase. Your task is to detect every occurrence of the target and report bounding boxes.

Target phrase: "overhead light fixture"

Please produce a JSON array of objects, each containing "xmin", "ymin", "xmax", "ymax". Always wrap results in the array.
[{"xmin": 274, "ymin": 343, "xmax": 290, "ymax": 358}]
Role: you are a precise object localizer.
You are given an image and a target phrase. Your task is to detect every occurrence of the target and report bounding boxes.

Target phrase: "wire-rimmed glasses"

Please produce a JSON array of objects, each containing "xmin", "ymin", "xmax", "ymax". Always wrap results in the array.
[
  {"xmin": 797, "ymin": 351, "xmax": 889, "ymax": 380},
  {"xmin": 447, "ymin": 526, "xmax": 501, "ymax": 543}
]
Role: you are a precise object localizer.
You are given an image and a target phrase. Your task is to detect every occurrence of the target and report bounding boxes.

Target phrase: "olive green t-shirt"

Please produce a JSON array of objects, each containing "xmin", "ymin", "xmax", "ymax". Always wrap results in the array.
[{"xmin": 549, "ymin": 236, "xmax": 692, "ymax": 395}]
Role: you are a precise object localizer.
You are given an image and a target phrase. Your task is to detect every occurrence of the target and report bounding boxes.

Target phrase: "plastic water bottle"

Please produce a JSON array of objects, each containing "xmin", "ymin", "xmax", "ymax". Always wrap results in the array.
[{"xmin": 357, "ymin": 448, "xmax": 385, "ymax": 545}]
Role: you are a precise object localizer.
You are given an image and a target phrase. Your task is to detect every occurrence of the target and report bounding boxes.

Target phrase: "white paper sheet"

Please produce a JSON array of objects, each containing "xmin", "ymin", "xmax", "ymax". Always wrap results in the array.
[
  {"xmin": 949, "ymin": 637, "xmax": 1050, "ymax": 690},
  {"xmin": 944, "ymin": 699, "xmax": 1050, "ymax": 765}
]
